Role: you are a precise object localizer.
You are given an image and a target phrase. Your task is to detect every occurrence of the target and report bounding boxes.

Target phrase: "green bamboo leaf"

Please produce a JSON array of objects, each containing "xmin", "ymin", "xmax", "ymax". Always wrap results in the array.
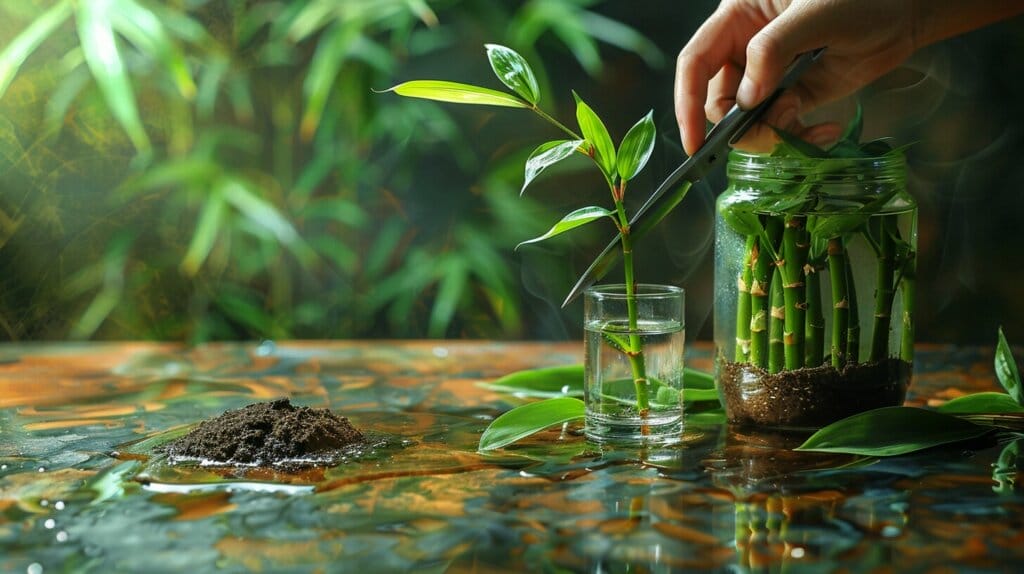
[
  {"xmin": 381, "ymin": 80, "xmax": 528, "ymax": 108},
  {"xmin": 181, "ymin": 193, "xmax": 226, "ymax": 276},
  {"xmin": 404, "ymin": 0, "xmax": 438, "ymax": 27},
  {"xmin": 827, "ymin": 139, "xmax": 868, "ymax": 158},
  {"xmin": 573, "ymin": 92, "xmax": 616, "ymax": 177},
  {"xmin": 522, "ymin": 139, "xmax": 584, "ymax": 195},
  {"xmin": 796, "ymin": 407, "xmax": 991, "ymax": 456},
  {"xmin": 772, "ymin": 128, "xmax": 827, "ymax": 159},
  {"xmin": 616, "ymin": 110, "xmax": 655, "ymax": 181},
  {"xmin": 808, "ymin": 214, "xmax": 868, "ymax": 239},
  {"xmin": 485, "ymin": 43, "xmax": 540, "ymax": 105},
  {"xmin": 220, "ymin": 180, "xmax": 300, "ymax": 246},
  {"xmin": 478, "ymin": 364, "xmax": 716, "ymax": 399},
  {"xmin": 76, "ymin": 0, "xmax": 151, "ymax": 153},
  {"xmin": 477, "ymin": 365, "xmax": 584, "ymax": 398},
  {"xmin": 996, "ymin": 327, "xmax": 1023, "ymax": 405},
  {"xmin": 427, "ymin": 258, "xmax": 466, "ymax": 338},
  {"xmin": 682, "ymin": 387, "xmax": 720, "ymax": 403},
  {"xmin": 515, "ymin": 206, "xmax": 614, "ymax": 250},
  {"xmin": 938, "ymin": 392, "xmax": 1024, "ymax": 415},
  {"xmin": 0, "ymin": 0, "xmax": 72, "ymax": 100},
  {"xmin": 837, "ymin": 102, "xmax": 863, "ymax": 144},
  {"xmin": 859, "ymin": 138, "xmax": 894, "ymax": 156},
  {"xmin": 479, "ymin": 398, "xmax": 584, "ymax": 451},
  {"xmin": 110, "ymin": 0, "xmax": 196, "ymax": 99},
  {"xmin": 686, "ymin": 368, "xmax": 715, "ymax": 390},
  {"xmin": 301, "ymin": 22, "xmax": 359, "ymax": 139},
  {"xmin": 719, "ymin": 204, "xmax": 763, "ymax": 236}
]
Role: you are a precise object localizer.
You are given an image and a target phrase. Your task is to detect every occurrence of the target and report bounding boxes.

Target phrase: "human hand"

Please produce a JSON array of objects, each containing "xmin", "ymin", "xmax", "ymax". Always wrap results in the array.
[{"xmin": 674, "ymin": 0, "xmax": 918, "ymax": 156}]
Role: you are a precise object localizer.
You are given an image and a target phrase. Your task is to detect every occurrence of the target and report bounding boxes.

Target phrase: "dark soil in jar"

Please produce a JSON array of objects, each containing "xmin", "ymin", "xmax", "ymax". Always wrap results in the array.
[
  {"xmin": 718, "ymin": 359, "xmax": 911, "ymax": 429},
  {"xmin": 162, "ymin": 398, "xmax": 365, "ymax": 468}
]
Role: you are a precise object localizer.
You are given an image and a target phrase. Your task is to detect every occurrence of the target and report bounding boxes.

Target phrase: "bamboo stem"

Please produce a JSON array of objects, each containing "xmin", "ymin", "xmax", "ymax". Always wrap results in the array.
[
  {"xmin": 781, "ymin": 216, "xmax": 808, "ymax": 370},
  {"xmin": 827, "ymin": 237, "xmax": 850, "ymax": 368},
  {"xmin": 870, "ymin": 218, "xmax": 897, "ymax": 362},
  {"xmin": 769, "ymin": 266, "xmax": 785, "ymax": 374},
  {"xmin": 845, "ymin": 255, "xmax": 860, "ymax": 363},
  {"xmin": 735, "ymin": 235, "xmax": 756, "ymax": 362},
  {"xmin": 749, "ymin": 219, "xmax": 782, "ymax": 369},
  {"xmin": 805, "ymin": 259, "xmax": 825, "ymax": 368},
  {"xmin": 613, "ymin": 184, "xmax": 649, "ymax": 414}
]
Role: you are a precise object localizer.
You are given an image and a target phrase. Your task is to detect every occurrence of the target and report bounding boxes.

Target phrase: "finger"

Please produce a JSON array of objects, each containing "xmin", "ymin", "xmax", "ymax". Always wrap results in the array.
[
  {"xmin": 736, "ymin": 2, "xmax": 831, "ymax": 109},
  {"xmin": 796, "ymin": 121, "xmax": 843, "ymax": 148},
  {"xmin": 675, "ymin": 5, "xmax": 751, "ymax": 155},
  {"xmin": 704, "ymin": 64, "xmax": 742, "ymax": 123},
  {"xmin": 729, "ymin": 90, "xmax": 803, "ymax": 152}
]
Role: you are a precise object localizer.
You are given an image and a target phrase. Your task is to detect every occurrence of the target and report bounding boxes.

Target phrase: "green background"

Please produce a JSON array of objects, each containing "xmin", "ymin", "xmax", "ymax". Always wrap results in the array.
[{"xmin": 0, "ymin": 0, "xmax": 1021, "ymax": 344}]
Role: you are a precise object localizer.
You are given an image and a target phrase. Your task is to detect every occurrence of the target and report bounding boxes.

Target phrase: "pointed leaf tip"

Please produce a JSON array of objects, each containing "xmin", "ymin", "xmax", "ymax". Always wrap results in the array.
[
  {"xmin": 574, "ymin": 94, "xmax": 616, "ymax": 177},
  {"xmin": 383, "ymin": 80, "xmax": 529, "ymax": 108},
  {"xmin": 485, "ymin": 44, "xmax": 540, "ymax": 105},
  {"xmin": 478, "ymin": 397, "xmax": 584, "ymax": 451},
  {"xmin": 516, "ymin": 206, "xmax": 615, "ymax": 250},
  {"xmin": 996, "ymin": 327, "xmax": 1023, "ymax": 405},
  {"xmin": 521, "ymin": 139, "xmax": 584, "ymax": 195},
  {"xmin": 616, "ymin": 110, "xmax": 656, "ymax": 181}
]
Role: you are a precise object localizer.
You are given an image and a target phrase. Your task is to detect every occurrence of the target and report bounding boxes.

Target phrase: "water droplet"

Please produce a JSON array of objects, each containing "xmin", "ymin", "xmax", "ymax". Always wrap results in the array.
[
  {"xmin": 55, "ymin": 531, "xmax": 68, "ymax": 543},
  {"xmin": 27, "ymin": 563, "xmax": 42, "ymax": 574},
  {"xmin": 432, "ymin": 346, "xmax": 449, "ymax": 358},
  {"xmin": 255, "ymin": 340, "xmax": 276, "ymax": 356},
  {"xmin": 0, "ymin": 464, "xmax": 7, "ymax": 470},
  {"xmin": 43, "ymin": 519, "xmax": 55, "ymax": 529},
  {"xmin": 37, "ymin": 467, "xmax": 45, "ymax": 473},
  {"xmin": 54, "ymin": 501, "xmax": 65, "ymax": 511},
  {"xmin": 791, "ymin": 547, "xmax": 806, "ymax": 559},
  {"xmin": 39, "ymin": 500, "xmax": 48, "ymax": 507},
  {"xmin": 560, "ymin": 385, "xmax": 570, "ymax": 394}
]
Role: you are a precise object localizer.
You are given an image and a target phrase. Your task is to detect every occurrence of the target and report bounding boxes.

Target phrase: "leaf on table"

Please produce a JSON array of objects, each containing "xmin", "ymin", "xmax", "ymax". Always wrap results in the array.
[
  {"xmin": 938, "ymin": 392, "xmax": 1024, "ymax": 415},
  {"xmin": 485, "ymin": 43, "xmax": 540, "ymax": 105},
  {"xmin": 522, "ymin": 139, "xmax": 584, "ymax": 195},
  {"xmin": 796, "ymin": 407, "xmax": 991, "ymax": 456},
  {"xmin": 380, "ymin": 80, "xmax": 528, "ymax": 108},
  {"xmin": 478, "ymin": 364, "xmax": 717, "ymax": 402},
  {"xmin": 996, "ymin": 327, "xmax": 1023, "ymax": 405},
  {"xmin": 616, "ymin": 110, "xmax": 655, "ymax": 181},
  {"xmin": 477, "ymin": 365, "xmax": 584, "ymax": 398},
  {"xmin": 515, "ymin": 206, "xmax": 614, "ymax": 250},
  {"xmin": 478, "ymin": 397, "xmax": 584, "ymax": 451}
]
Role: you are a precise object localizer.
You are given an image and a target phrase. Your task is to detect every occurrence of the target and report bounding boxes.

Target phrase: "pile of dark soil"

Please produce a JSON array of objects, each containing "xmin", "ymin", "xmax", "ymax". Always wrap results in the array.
[
  {"xmin": 164, "ymin": 398, "xmax": 364, "ymax": 467},
  {"xmin": 719, "ymin": 359, "xmax": 911, "ymax": 428}
]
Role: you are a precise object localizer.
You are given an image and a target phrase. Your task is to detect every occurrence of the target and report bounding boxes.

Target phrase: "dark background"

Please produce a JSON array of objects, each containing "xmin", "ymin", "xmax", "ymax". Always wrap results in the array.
[{"xmin": 0, "ymin": 0, "xmax": 1022, "ymax": 344}]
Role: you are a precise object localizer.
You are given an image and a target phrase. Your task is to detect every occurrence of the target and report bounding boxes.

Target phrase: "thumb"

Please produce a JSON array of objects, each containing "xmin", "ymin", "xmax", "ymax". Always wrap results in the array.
[{"xmin": 736, "ymin": 3, "xmax": 828, "ymax": 109}]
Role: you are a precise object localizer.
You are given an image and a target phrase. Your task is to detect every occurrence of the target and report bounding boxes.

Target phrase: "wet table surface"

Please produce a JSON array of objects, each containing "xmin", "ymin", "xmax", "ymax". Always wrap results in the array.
[{"xmin": 1, "ymin": 341, "xmax": 1022, "ymax": 573}]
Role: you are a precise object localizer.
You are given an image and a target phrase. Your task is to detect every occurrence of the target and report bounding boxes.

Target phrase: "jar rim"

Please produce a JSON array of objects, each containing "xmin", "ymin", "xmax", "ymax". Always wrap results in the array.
[
  {"xmin": 585, "ymin": 283, "xmax": 685, "ymax": 300},
  {"xmin": 727, "ymin": 149, "xmax": 906, "ymax": 181}
]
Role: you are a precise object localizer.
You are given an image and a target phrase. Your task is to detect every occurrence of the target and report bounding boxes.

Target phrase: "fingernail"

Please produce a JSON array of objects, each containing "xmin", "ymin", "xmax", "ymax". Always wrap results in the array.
[
  {"xmin": 736, "ymin": 77, "xmax": 758, "ymax": 109},
  {"xmin": 776, "ymin": 107, "xmax": 798, "ymax": 130}
]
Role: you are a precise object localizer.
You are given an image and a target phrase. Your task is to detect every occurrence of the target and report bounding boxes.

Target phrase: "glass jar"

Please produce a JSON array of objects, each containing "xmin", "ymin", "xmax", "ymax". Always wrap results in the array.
[
  {"xmin": 714, "ymin": 151, "xmax": 916, "ymax": 429},
  {"xmin": 584, "ymin": 284, "xmax": 685, "ymax": 443}
]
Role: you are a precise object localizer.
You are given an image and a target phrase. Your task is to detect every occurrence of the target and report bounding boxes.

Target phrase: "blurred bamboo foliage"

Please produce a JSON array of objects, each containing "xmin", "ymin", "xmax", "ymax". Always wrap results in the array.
[{"xmin": 0, "ymin": 0, "xmax": 667, "ymax": 341}]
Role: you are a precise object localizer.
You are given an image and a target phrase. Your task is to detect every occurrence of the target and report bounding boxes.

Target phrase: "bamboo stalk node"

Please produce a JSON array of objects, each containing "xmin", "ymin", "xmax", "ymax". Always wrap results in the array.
[
  {"xmin": 834, "ymin": 298, "xmax": 849, "ymax": 309},
  {"xmin": 770, "ymin": 306, "xmax": 785, "ymax": 319}
]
